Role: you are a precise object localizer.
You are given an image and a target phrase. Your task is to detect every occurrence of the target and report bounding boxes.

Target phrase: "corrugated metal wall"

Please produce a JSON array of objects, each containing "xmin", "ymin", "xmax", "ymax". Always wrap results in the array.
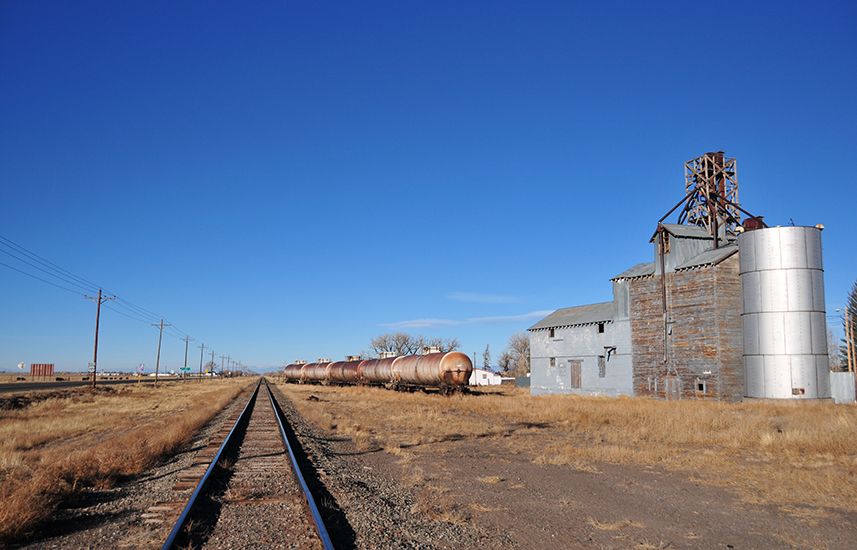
[{"xmin": 830, "ymin": 371, "xmax": 856, "ymax": 404}]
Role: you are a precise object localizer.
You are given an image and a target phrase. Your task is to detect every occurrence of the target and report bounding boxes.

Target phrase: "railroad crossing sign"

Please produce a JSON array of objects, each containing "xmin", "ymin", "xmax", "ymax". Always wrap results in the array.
[
  {"xmin": 18, "ymin": 362, "xmax": 24, "ymax": 371},
  {"xmin": 87, "ymin": 362, "xmax": 96, "ymax": 373}
]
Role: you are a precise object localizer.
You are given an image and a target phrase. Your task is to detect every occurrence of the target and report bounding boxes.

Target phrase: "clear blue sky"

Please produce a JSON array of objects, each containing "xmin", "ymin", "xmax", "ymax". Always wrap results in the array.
[{"xmin": 1, "ymin": 1, "xmax": 855, "ymax": 372}]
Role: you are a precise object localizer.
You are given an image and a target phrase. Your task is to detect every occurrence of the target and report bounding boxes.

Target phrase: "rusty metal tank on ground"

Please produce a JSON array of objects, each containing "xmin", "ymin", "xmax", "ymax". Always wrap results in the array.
[
  {"xmin": 327, "ymin": 360, "xmax": 363, "ymax": 384},
  {"xmin": 357, "ymin": 356, "xmax": 401, "ymax": 384},
  {"xmin": 739, "ymin": 225, "xmax": 831, "ymax": 399},
  {"xmin": 300, "ymin": 361, "xmax": 330, "ymax": 383},
  {"xmin": 391, "ymin": 351, "xmax": 473, "ymax": 387}
]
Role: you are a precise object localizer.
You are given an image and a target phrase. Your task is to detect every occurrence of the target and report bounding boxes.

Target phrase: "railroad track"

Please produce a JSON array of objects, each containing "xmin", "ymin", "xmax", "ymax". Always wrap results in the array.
[{"xmin": 157, "ymin": 379, "xmax": 334, "ymax": 549}]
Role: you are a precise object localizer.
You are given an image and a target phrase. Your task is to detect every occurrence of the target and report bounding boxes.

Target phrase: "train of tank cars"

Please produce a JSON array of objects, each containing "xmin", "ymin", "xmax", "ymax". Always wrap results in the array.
[{"xmin": 282, "ymin": 351, "xmax": 474, "ymax": 394}]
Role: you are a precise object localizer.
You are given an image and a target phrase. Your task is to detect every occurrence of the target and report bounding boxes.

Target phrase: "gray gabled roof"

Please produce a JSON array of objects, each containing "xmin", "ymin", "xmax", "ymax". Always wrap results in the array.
[
  {"xmin": 649, "ymin": 223, "xmax": 712, "ymax": 243},
  {"xmin": 611, "ymin": 261, "xmax": 655, "ymax": 280},
  {"xmin": 674, "ymin": 244, "xmax": 738, "ymax": 271},
  {"xmin": 529, "ymin": 301, "xmax": 614, "ymax": 331}
]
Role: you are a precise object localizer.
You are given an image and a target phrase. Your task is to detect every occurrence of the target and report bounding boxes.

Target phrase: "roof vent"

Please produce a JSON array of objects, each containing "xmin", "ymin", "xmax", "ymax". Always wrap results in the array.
[
  {"xmin": 379, "ymin": 351, "xmax": 398, "ymax": 359},
  {"xmin": 422, "ymin": 346, "xmax": 442, "ymax": 354},
  {"xmin": 346, "ymin": 355, "xmax": 362, "ymax": 361}
]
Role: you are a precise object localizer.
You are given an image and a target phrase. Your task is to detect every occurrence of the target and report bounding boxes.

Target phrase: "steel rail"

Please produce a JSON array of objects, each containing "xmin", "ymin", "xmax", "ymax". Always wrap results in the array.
[
  {"xmin": 265, "ymin": 381, "xmax": 335, "ymax": 550},
  {"xmin": 161, "ymin": 380, "xmax": 261, "ymax": 550}
]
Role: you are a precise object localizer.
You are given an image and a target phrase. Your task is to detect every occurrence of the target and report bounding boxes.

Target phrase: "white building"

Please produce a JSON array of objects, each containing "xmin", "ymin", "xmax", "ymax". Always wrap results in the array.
[
  {"xmin": 528, "ymin": 291, "xmax": 635, "ymax": 397},
  {"xmin": 469, "ymin": 368, "xmax": 503, "ymax": 386}
]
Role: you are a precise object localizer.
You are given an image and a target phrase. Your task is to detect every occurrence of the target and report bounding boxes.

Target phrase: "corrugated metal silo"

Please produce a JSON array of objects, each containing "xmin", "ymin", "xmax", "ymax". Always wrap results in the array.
[{"xmin": 739, "ymin": 226, "xmax": 831, "ymax": 399}]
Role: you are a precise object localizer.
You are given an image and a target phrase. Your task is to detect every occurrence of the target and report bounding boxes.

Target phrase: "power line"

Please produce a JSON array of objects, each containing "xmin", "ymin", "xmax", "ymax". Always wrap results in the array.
[
  {"xmin": 0, "ymin": 259, "xmax": 83, "ymax": 295},
  {"xmin": 0, "ymin": 233, "xmax": 205, "ymax": 372},
  {"xmin": 0, "ymin": 247, "xmax": 96, "ymax": 293},
  {"xmin": 114, "ymin": 297, "xmax": 164, "ymax": 322},
  {"xmin": 0, "ymin": 234, "xmax": 103, "ymax": 291},
  {"xmin": 103, "ymin": 303, "xmax": 153, "ymax": 324},
  {"xmin": 0, "ymin": 233, "xmax": 178, "ymax": 327}
]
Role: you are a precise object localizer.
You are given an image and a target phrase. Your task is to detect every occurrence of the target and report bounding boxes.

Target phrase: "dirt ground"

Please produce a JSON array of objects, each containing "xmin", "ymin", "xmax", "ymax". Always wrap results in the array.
[{"xmin": 275, "ymin": 382, "xmax": 857, "ymax": 549}]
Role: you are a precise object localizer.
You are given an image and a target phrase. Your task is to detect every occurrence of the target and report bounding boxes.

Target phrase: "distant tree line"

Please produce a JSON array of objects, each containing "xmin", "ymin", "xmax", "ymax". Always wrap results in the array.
[
  {"xmin": 365, "ymin": 331, "xmax": 531, "ymax": 378},
  {"xmin": 368, "ymin": 332, "xmax": 459, "ymax": 357}
]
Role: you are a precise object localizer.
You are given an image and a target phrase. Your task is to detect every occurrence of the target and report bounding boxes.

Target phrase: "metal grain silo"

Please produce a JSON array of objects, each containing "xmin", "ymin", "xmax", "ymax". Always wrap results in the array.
[{"xmin": 739, "ymin": 226, "xmax": 831, "ymax": 399}]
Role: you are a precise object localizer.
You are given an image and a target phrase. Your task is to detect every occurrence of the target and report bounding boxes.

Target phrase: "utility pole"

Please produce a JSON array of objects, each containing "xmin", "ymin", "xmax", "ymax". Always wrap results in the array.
[
  {"xmin": 848, "ymin": 315, "xmax": 857, "ymax": 372},
  {"xmin": 220, "ymin": 354, "xmax": 227, "ymax": 377},
  {"xmin": 182, "ymin": 336, "xmax": 193, "ymax": 381},
  {"xmin": 151, "ymin": 319, "xmax": 172, "ymax": 387},
  {"xmin": 85, "ymin": 288, "xmax": 114, "ymax": 389},
  {"xmin": 226, "ymin": 355, "xmax": 231, "ymax": 377},
  {"xmin": 209, "ymin": 349, "xmax": 215, "ymax": 377},
  {"xmin": 198, "ymin": 343, "xmax": 206, "ymax": 382},
  {"xmin": 845, "ymin": 306, "xmax": 855, "ymax": 372}
]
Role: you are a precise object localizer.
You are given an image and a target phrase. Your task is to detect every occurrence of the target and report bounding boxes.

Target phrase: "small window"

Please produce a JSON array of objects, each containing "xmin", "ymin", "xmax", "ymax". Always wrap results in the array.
[
  {"xmin": 598, "ymin": 356, "xmax": 606, "ymax": 378},
  {"xmin": 597, "ymin": 322, "xmax": 605, "ymax": 334},
  {"xmin": 549, "ymin": 357, "xmax": 556, "ymax": 369},
  {"xmin": 549, "ymin": 328, "xmax": 555, "ymax": 338},
  {"xmin": 696, "ymin": 379, "xmax": 707, "ymax": 395}
]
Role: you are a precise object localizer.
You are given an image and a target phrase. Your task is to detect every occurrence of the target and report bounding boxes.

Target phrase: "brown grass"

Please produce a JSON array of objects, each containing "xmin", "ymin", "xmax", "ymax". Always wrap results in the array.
[
  {"xmin": 0, "ymin": 379, "xmax": 253, "ymax": 542},
  {"xmin": 412, "ymin": 485, "xmax": 471, "ymax": 525},
  {"xmin": 275, "ymin": 383, "xmax": 857, "ymax": 514}
]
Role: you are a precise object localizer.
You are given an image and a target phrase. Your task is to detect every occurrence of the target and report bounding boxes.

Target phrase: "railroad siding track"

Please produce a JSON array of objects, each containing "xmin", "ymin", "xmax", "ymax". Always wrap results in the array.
[{"xmin": 153, "ymin": 380, "xmax": 332, "ymax": 549}]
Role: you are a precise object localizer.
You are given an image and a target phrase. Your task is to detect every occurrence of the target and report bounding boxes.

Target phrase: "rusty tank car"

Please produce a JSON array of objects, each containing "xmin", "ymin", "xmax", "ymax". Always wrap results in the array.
[
  {"xmin": 391, "ymin": 351, "xmax": 473, "ymax": 390},
  {"xmin": 283, "ymin": 362, "xmax": 305, "ymax": 382},
  {"xmin": 357, "ymin": 356, "xmax": 402, "ymax": 385},
  {"xmin": 282, "ymin": 351, "xmax": 473, "ymax": 393},
  {"xmin": 299, "ymin": 360, "xmax": 330, "ymax": 383},
  {"xmin": 326, "ymin": 359, "xmax": 363, "ymax": 385}
]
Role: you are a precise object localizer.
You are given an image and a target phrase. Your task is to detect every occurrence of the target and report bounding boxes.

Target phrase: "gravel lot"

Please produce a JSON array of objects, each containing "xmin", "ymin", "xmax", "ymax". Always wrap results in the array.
[
  {"xmin": 273, "ymin": 382, "xmax": 857, "ymax": 549},
  {"xmin": 268, "ymin": 383, "xmax": 512, "ymax": 549}
]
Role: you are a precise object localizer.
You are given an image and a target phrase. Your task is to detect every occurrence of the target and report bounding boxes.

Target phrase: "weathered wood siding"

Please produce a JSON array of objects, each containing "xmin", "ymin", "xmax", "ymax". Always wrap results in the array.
[{"xmin": 629, "ymin": 254, "xmax": 743, "ymax": 401}]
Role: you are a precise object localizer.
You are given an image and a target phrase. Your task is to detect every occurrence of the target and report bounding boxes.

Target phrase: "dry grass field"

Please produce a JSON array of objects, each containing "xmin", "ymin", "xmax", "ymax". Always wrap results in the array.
[
  {"xmin": 0, "ymin": 372, "xmax": 94, "ymax": 383},
  {"xmin": 275, "ymin": 383, "xmax": 857, "ymax": 515},
  {"xmin": 0, "ymin": 378, "xmax": 254, "ymax": 542}
]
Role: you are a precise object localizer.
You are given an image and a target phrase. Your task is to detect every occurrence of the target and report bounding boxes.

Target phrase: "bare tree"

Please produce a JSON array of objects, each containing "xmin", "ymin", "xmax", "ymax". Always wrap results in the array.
[
  {"xmin": 497, "ymin": 350, "xmax": 513, "ymax": 372},
  {"xmin": 499, "ymin": 332, "xmax": 530, "ymax": 377},
  {"xmin": 369, "ymin": 333, "xmax": 459, "ymax": 356},
  {"xmin": 370, "ymin": 332, "xmax": 417, "ymax": 355},
  {"xmin": 425, "ymin": 336, "xmax": 459, "ymax": 352},
  {"xmin": 828, "ymin": 328, "xmax": 843, "ymax": 372},
  {"xmin": 370, "ymin": 333, "xmax": 394, "ymax": 356}
]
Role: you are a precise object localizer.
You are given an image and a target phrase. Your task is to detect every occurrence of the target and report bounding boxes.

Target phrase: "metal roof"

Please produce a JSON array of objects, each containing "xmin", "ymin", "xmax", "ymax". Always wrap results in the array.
[
  {"xmin": 529, "ymin": 301, "xmax": 614, "ymax": 330},
  {"xmin": 611, "ymin": 261, "xmax": 655, "ymax": 280},
  {"xmin": 674, "ymin": 244, "xmax": 738, "ymax": 271},
  {"xmin": 649, "ymin": 223, "xmax": 712, "ymax": 242}
]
